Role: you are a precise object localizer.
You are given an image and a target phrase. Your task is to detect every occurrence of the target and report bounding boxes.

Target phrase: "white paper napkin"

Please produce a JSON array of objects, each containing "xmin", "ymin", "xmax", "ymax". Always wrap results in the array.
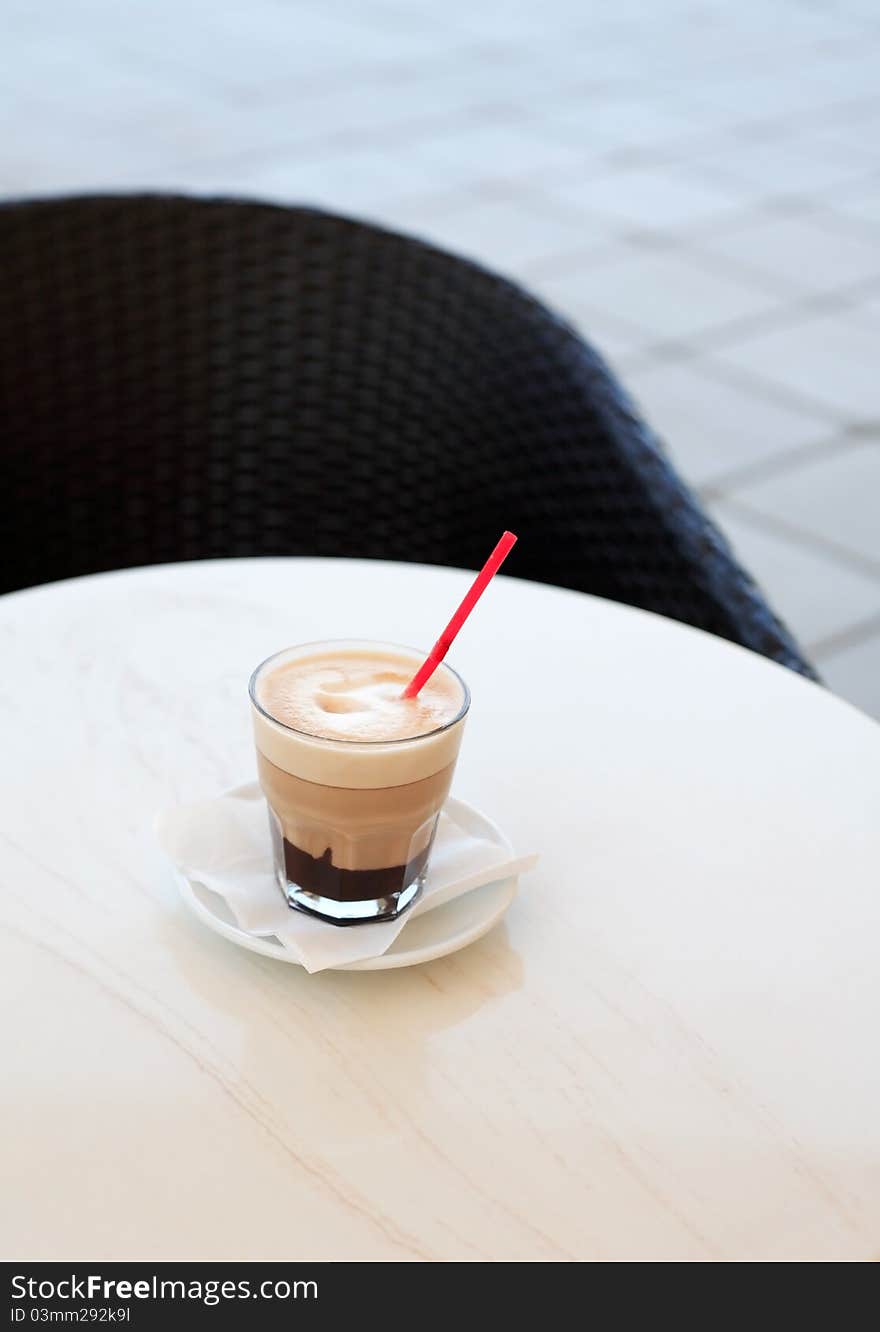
[{"xmin": 156, "ymin": 785, "xmax": 537, "ymax": 973}]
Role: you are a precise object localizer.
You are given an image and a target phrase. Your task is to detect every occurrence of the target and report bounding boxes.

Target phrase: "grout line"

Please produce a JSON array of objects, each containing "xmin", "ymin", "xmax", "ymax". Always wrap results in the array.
[
  {"xmin": 341, "ymin": 0, "xmax": 469, "ymax": 37},
  {"xmin": 677, "ymin": 281, "xmax": 880, "ymax": 365},
  {"xmin": 70, "ymin": 48, "xmax": 880, "ymax": 193},
  {"xmin": 663, "ymin": 351, "xmax": 846, "ymax": 425},
  {"xmin": 809, "ymin": 611, "xmax": 880, "ymax": 660},
  {"xmin": 153, "ymin": 105, "xmax": 626, "ymax": 187},
  {"xmin": 519, "ymin": 292, "xmax": 846, "ymax": 407},
  {"xmin": 561, "ymin": 96, "xmax": 880, "ymax": 181},
  {"xmin": 158, "ymin": 107, "xmax": 528, "ymax": 178},
  {"xmin": 508, "ymin": 228, "xmax": 880, "ymax": 391},
  {"xmin": 111, "ymin": 36, "xmax": 544, "ymax": 111},
  {"xmin": 11, "ymin": 51, "xmax": 880, "ymax": 211},
  {"xmin": 627, "ymin": 189, "xmax": 869, "ymax": 245},
  {"xmin": 679, "ymin": 244, "xmax": 831, "ymax": 304},
  {"xmin": 680, "ymin": 235, "xmax": 880, "ymax": 307},
  {"xmin": 696, "ymin": 430, "xmax": 852, "ymax": 499},
  {"xmin": 807, "ymin": 199, "xmax": 880, "ymax": 245},
  {"xmin": 682, "ymin": 162, "xmax": 880, "ymax": 210},
  {"xmin": 713, "ymin": 493, "xmax": 880, "ymax": 582},
  {"xmin": 516, "ymin": 238, "xmax": 641, "ymax": 282}
]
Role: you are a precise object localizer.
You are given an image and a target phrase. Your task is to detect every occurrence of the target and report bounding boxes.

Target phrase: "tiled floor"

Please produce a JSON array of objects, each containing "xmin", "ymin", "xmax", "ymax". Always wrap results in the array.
[{"xmin": 4, "ymin": 0, "xmax": 879, "ymax": 717}]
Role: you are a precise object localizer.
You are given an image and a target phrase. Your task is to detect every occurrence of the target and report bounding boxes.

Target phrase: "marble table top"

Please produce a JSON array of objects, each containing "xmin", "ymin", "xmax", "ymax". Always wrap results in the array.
[{"xmin": 2, "ymin": 557, "xmax": 878, "ymax": 1261}]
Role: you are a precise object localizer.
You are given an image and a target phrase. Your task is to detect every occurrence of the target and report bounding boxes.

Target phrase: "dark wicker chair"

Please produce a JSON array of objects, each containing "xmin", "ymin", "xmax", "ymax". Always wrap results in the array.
[{"xmin": 0, "ymin": 193, "xmax": 815, "ymax": 677}]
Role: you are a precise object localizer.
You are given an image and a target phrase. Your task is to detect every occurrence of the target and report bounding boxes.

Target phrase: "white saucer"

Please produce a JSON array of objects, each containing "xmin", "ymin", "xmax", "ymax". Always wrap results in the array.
[{"xmin": 174, "ymin": 787, "xmax": 518, "ymax": 971}]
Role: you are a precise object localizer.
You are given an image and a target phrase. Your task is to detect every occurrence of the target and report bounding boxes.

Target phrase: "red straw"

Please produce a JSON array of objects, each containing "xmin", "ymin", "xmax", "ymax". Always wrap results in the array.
[{"xmin": 402, "ymin": 531, "xmax": 518, "ymax": 699}]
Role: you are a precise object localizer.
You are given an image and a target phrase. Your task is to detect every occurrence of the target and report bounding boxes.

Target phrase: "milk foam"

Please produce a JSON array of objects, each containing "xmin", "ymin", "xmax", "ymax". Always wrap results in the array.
[{"xmin": 257, "ymin": 648, "xmax": 464, "ymax": 742}]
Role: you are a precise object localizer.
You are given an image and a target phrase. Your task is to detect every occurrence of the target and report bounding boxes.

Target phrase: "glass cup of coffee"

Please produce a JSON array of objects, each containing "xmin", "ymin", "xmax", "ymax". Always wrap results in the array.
[{"xmin": 249, "ymin": 640, "xmax": 470, "ymax": 925}]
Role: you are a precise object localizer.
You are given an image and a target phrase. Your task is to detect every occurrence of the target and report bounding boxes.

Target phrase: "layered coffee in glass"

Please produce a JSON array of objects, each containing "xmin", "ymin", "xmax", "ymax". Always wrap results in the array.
[{"xmin": 249, "ymin": 640, "xmax": 470, "ymax": 924}]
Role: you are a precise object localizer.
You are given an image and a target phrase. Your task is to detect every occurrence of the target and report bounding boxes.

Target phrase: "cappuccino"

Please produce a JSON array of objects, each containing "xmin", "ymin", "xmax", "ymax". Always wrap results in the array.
[{"xmin": 250, "ymin": 642, "xmax": 469, "ymax": 924}]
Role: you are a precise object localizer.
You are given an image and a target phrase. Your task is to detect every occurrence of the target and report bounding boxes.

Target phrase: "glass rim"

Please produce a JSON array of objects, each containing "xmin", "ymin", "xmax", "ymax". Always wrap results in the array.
[{"xmin": 248, "ymin": 638, "xmax": 471, "ymax": 747}]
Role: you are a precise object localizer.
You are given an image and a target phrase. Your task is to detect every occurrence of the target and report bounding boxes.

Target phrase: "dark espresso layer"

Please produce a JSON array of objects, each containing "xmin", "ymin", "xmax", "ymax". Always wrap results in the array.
[{"xmin": 282, "ymin": 837, "xmax": 431, "ymax": 902}]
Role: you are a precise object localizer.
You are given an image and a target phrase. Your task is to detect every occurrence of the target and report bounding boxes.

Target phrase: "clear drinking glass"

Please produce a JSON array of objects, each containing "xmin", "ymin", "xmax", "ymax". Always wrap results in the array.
[{"xmin": 249, "ymin": 640, "xmax": 470, "ymax": 925}]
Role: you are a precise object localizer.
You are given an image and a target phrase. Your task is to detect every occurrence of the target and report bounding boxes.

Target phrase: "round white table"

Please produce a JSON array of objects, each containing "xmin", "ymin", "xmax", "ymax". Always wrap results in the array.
[{"xmin": 2, "ymin": 557, "xmax": 879, "ymax": 1262}]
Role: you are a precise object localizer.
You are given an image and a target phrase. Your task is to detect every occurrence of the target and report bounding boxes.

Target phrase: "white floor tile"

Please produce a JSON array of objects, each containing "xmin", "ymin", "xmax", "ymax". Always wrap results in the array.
[
  {"xmin": 176, "ymin": 133, "xmax": 607, "ymax": 227},
  {"xmin": 314, "ymin": 56, "xmax": 559, "ymax": 129},
  {"xmin": 849, "ymin": 296, "xmax": 880, "ymax": 327},
  {"xmin": 709, "ymin": 502, "xmax": 880, "ymax": 648},
  {"xmin": 167, "ymin": 148, "xmax": 434, "ymax": 216},
  {"xmin": 716, "ymin": 308, "xmax": 880, "ymax": 419},
  {"xmin": 787, "ymin": 123, "xmax": 880, "ymax": 172},
  {"xmin": 695, "ymin": 213, "xmax": 880, "ymax": 295},
  {"xmin": 0, "ymin": 134, "xmax": 209, "ymax": 195},
  {"xmin": 818, "ymin": 634, "xmax": 880, "ymax": 721},
  {"xmin": 690, "ymin": 68, "xmax": 867, "ymax": 126},
  {"xmin": 536, "ymin": 94, "xmax": 702, "ymax": 155},
  {"xmin": 398, "ymin": 122, "xmax": 599, "ymax": 187},
  {"xmin": 625, "ymin": 360, "xmax": 831, "ymax": 487},
  {"xmin": 433, "ymin": 0, "xmax": 583, "ymax": 43},
  {"xmin": 393, "ymin": 194, "xmax": 603, "ymax": 272},
  {"xmin": 825, "ymin": 180, "xmax": 880, "ymax": 231},
  {"xmin": 729, "ymin": 442, "xmax": 880, "ymax": 567},
  {"xmin": 115, "ymin": 5, "xmax": 445, "ymax": 93},
  {"xmin": 543, "ymin": 165, "xmax": 751, "ymax": 231},
  {"xmin": 558, "ymin": 248, "xmax": 783, "ymax": 340},
  {"xmin": 688, "ymin": 139, "xmax": 874, "ymax": 198}
]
